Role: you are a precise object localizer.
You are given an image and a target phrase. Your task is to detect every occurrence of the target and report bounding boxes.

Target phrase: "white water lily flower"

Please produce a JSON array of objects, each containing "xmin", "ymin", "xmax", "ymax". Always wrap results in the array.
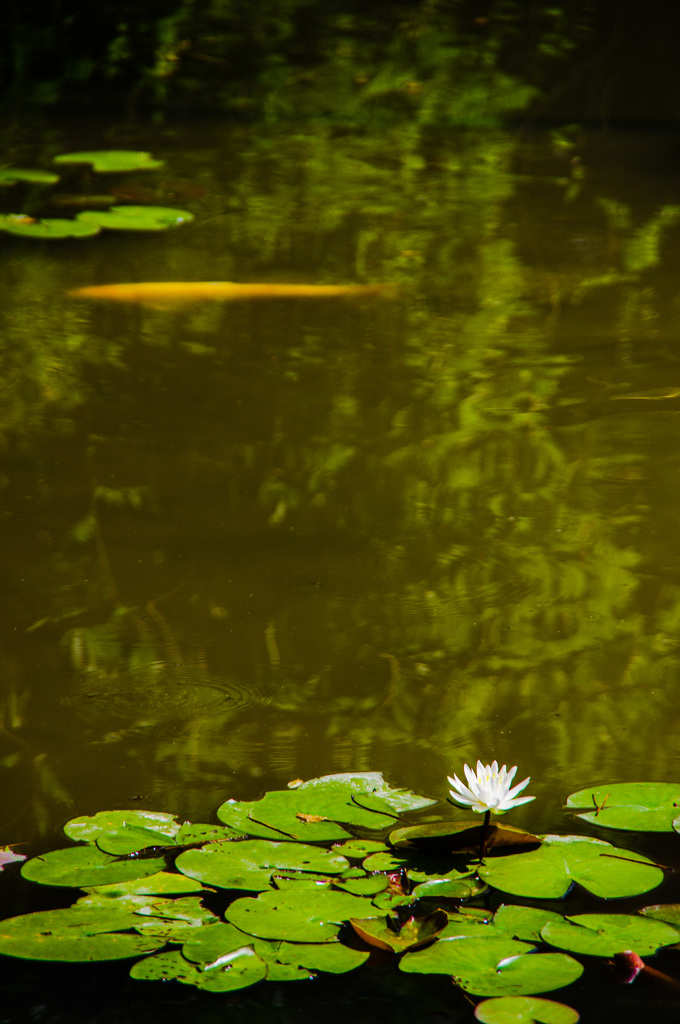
[{"xmin": 448, "ymin": 760, "xmax": 535, "ymax": 814}]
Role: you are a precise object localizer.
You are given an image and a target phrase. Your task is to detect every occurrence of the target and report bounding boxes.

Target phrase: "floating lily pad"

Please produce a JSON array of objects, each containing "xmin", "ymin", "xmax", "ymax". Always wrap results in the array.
[
  {"xmin": 0, "ymin": 215, "xmax": 100, "ymax": 238},
  {"xmin": 294, "ymin": 772, "xmax": 436, "ymax": 814},
  {"xmin": 0, "ymin": 167, "xmax": 60, "ymax": 186},
  {"xmin": 0, "ymin": 907, "xmax": 163, "ymax": 962},
  {"xmin": 480, "ymin": 835, "xmax": 663, "ymax": 899},
  {"xmin": 130, "ymin": 947, "xmax": 267, "ymax": 992},
  {"xmin": 226, "ymin": 888, "xmax": 376, "ymax": 942},
  {"xmin": 21, "ymin": 846, "xmax": 166, "ymax": 887},
  {"xmin": 64, "ymin": 809, "xmax": 181, "ymax": 844},
  {"xmin": 96, "ymin": 825, "xmax": 176, "ymax": 856},
  {"xmin": 332, "ymin": 839, "xmax": 389, "ymax": 858},
  {"xmin": 401, "ymin": 937, "xmax": 583, "ymax": 996},
  {"xmin": 176, "ymin": 839, "xmax": 349, "ymax": 891},
  {"xmin": 411, "ymin": 875, "xmax": 487, "ymax": 899},
  {"xmin": 565, "ymin": 783, "xmax": 680, "ymax": 832},
  {"xmin": 76, "ymin": 205, "xmax": 193, "ymax": 231},
  {"xmin": 475, "ymin": 996, "xmax": 580, "ymax": 1024},
  {"xmin": 494, "ymin": 906, "xmax": 565, "ymax": 943},
  {"xmin": 641, "ymin": 903, "xmax": 680, "ymax": 927},
  {"xmin": 245, "ymin": 790, "xmax": 352, "ymax": 841},
  {"xmin": 54, "ymin": 151, "xmax": 164, "ymax": 173},
  {"xmin": 182, "ymin": 922, "xmax": 259, "ymax": 965},
  {"xmin": 175, "ymin": 823, "xmax": 245, "ymax": 844},
  {"xmin": 82, "ymin": 871, "xmax": 205, "ymax": 898},
  {"xmin": 216, "ymin": 800, "xmax": 288, "ymax": 839},
  {"xmin": 271, "ymin": 940, "xmax": 369, "ymax": 974},
  {"xmin": 349, "ymin": 909, "xmax": 448, "ymax": 953},
  {"xmin": 540, "ymin": 913, "xmax": 679, "ymax": 957}
]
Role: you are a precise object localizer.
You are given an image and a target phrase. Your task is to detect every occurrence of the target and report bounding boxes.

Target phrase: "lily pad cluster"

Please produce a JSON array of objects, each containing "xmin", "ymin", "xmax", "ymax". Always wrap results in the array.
[
  {"xmin": 0, "ymin": 150, "xmax": 193, "ymax": 239},
  {"xmin": 1, "ymin": 774, "xmax": 680, "ymax": 1023}
]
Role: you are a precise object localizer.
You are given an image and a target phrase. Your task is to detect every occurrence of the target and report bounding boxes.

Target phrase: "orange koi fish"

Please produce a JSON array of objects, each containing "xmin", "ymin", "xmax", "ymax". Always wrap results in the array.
[{"xmin": 68, "ymin": 281, "xmax": 398, "ymax": 308}]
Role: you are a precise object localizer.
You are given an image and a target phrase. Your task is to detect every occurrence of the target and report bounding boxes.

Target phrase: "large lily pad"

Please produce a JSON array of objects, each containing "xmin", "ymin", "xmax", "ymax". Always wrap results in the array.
[
  {"xmin": 64, "ymin": 809, "xmax": 181, "ymax": 844},
  {"xmin": 401, "ymin": 937, "xmax": 583, "ymax": 996},
  {"xmin": 82, "ymin": 871, "xmax": 206, "ymax": 898},
  {"xmin": 540, "ymin": 913, "xmax": 679, "ymax": 957},
  {"xmin": 21, "ymin": 846, "xmax": 166, "ymax": 887},
  {"xmin": 96, "ymin": 825, "xmax": 177, "ymax": 856},
  {"xmin": 76, "ymin": 205, "xmax": 193, "ymax": 231},
  {"xmin": 0, "ymin": 907, "xmax": 163, "ymax": 962},
  {"xmin": 565, "ymin": 783, "xmax": 680, "ymax": 832},
  {"xmin": 54, "ymin": 151, "xmax": 164, "ymax": 173},
  {"xmin": 0, "ymin": 215, "xmax": 100, "ymax": 239},
  {"xmin": 130, "ymin": 947, "xmax": 267, "ymax": 992},
  {"xmin": 226, "ymin": 888, "xmax": 376, "ymax": 942},
  {"xmin": 475, "ymin": 996, "xmax": 580, "ymax": 1024},
  {"xmin": 216, "ymin": 800, "xmax": 289, "ymax": 839},
  {"xmin": 480, "ymin": 835, "xmax": 663, "ymax": 899},
  {"xmin": 294, "ymin": 772, "xmax": 436, "ymax": 814},
  {"xmin": 176, "ymin": 839, "xmax": 349, "ymax": 891}
]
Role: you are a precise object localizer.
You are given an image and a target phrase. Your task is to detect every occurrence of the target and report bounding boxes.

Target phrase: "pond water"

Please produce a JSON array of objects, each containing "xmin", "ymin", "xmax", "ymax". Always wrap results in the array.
[{"xmin": 2, "ymin": 114, "xmax": 680, "ymax": 1019}]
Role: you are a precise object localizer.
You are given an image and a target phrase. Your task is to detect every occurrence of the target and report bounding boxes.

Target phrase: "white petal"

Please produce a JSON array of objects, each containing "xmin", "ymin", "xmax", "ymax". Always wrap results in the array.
[{"xmin": 505, "ymin": 775, "xmax": 531, "ymax": 802}]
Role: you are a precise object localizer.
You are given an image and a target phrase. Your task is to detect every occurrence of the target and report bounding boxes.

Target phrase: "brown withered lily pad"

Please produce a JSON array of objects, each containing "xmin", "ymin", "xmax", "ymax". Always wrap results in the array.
[
  {"xmin": 349, "ymin": 909, "xmax": 448, "ymax": 953},
  {"xmin": 388, "ymin": 821, "xmax": 541, "ymax": 854}
]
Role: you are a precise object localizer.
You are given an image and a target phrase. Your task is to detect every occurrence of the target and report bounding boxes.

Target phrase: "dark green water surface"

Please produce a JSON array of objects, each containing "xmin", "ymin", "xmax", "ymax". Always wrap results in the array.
[{"xmin": 1, "ymin": 115, "xmax": 680, "ymax": 1020}]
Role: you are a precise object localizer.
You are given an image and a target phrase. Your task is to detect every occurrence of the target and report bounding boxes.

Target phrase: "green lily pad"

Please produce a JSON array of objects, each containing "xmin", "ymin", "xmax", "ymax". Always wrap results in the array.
[
  {"xmin": 494, "ymin": 906, "xmax": 565, "ymax": 943},
  {"xmin": 226, "ymin": 888, "xmax": 376, "ymax": 942},
  {"xmin": 96, "ymin": 825, "xmax": 176, "ymax": 856},
  {"xmin": 565, "ymin": 783, "xmax": 680, "ymax": 832},
  {"xmin": 440, "ymin": 909, "xmax": 499, "ymax": 939},
  {"xmin": 54, "ymin": 151, "xmax": 164, "ymax": 173},
  {"xmin": 21, "ymin": 846, "xmax": 166, "ymax": 887},
  {"xmin": 271, "ymin": 940, "xmax": 369, "ymax": 974},
  {"xmin": 0, "ymin": 907, "xmax": 163, "ymax": 961},
  {"xmin": 216, "ymin": 800, "xmax": 290, "ymax": 839},
  {"xmin": 480, "ymin": 835, "xmax": 663, "ymax": 899},
  {"xmin": 540, "ymin": 913, "xmax": 679, "ymax": 957},
  {"xmin": 64, "ymin": 809, "xmax": 181, "ymax": 843},
  {"xmin": 176, "ymin": 839, "xmax": 349, "ymax": 891},
  {"xmin": 182, "ymin": 922, "xmax": 259, "ymax": 965},
  {"xmin": 641, "ymin": 903, "xmax": 680, "ymax": 926},
  {"xmin": 76, "ymin": 205, "xmax": 193, "ymax": 231},
  {"xmin": 0, "ymin": 215, "xmax": 100, "ymax": 238},
  {"xmin": 401, "ymin": 937, "xmax": 583, "ymax": 996},
  {"xmin": 412, "ymin": 875, "xmax": 488, "ymax": 899},
  {"xmin": 349, "ymin": 909, "xmax": 448, "ymax": 953},
  {"xmin": 294, "ymin": 772, "xmax": 435, "ymax": 814},
  {"xmin": 0, "ymin": 167, "xmax": 60, "ymax": 186},
  {"xmin": 175, "ymin": 823, "xmax": 245, "ymax": 844},
  {"xmin": 332, "ymin": 839, "xmax": 389, "ymax": 858},
  {"xmin": 82, "ymin": 871, "xmax": 205, "ymax": 898},
  {"xmin": 130, "ymin": 947, "xmax": 267, "ymax": 991},
  {"xmin": 475, "ymin": 996, "xmax": 580, "ymax": 1024},
  {"xmin": 245, "ymin": 790, "xmax": 352, "ymax": 841}
]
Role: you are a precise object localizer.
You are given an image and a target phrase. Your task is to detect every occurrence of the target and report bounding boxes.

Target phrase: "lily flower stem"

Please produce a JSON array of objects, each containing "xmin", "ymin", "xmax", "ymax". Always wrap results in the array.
[{"xmin": 479, "ymin": 809, "xmax": 491, "ymax": 863}]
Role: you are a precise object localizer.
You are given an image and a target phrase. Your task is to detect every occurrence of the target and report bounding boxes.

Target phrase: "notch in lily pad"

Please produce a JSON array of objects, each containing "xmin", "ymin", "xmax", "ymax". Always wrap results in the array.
[
  {"xmin": 76, "ymin": 205, "xmax": 193, "ymax": 232},
  {"xmin": 54, "ymin": 151, "xmax": 164, "ymax": 173}
]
